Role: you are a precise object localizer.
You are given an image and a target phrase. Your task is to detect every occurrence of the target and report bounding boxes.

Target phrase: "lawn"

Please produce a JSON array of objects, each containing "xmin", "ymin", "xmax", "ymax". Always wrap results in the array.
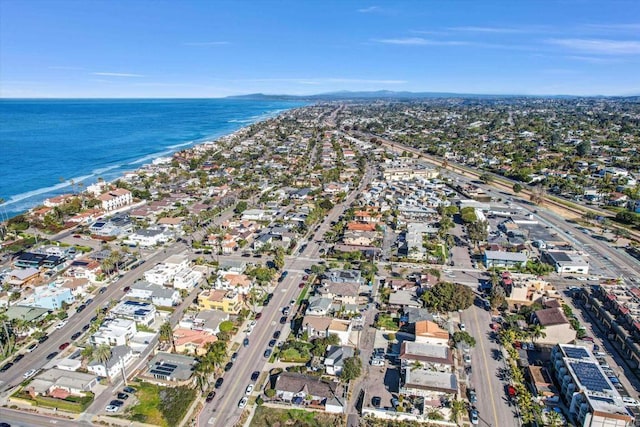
[
  {"xmin": 250, "ymin": 406, "xmax": 344, "ymax": 427},
  {"xmin": 125, "ymin": 381, "xmax": 196, "ymax": 427},
  {"xmin": 375, "ymin": 314, "xmax": 399, "ymax": 331}
]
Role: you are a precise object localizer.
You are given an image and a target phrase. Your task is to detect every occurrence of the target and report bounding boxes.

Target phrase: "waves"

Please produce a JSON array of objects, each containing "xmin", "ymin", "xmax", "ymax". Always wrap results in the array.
[{"xmin": 0, "ymin": 100, "xmax": 307, "ymax": 218}]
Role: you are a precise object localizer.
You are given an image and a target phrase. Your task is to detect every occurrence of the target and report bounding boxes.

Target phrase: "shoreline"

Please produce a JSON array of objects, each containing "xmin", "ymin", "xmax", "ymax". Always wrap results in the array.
[{"xmin": 0, "ymin": 103, "xmax": 305, "ymax": 221}]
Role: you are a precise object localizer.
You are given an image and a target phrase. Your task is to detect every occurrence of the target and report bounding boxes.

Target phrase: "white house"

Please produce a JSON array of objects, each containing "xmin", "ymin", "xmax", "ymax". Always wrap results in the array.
[
  {"xmin": 324, "ymin": 345, "xmax": 355, "ymax": 376},
  {"xmin": 87, "ymin": 345, "xmax": 134, "ymax": 379},
  {"xmin": 112, "ymin": 300, "xmax": 156, "ymax": 326},
  {"xmin": 98, "ymin": 188, "xmax": 133, "ymax": 212},
  {"xmin": 91, "ymin": 318, "xmax": 137, "ymax": 347},
  {"xmin": 173, "ymin": 268, "xmax": 202, "ymax": 290},
  {"xmin": 128, "ymin": 281, "xmax": 181, "ymax": 307},
  {"xmin": 125, "ymin": 227, "xmax": 170, "ymax": 248}
]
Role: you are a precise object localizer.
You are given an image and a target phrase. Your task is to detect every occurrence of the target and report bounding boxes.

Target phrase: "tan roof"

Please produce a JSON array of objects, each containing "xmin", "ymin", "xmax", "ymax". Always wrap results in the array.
[
  {"xmin": 303, "ymin": 315, "xmax": 333, "ymax": 331},
  {"xmin": 415, "ymin": 320, "xmax": 449, "ymax": 340},
  {"xmin": 157, "ymin": 217, "xmax": 184, "ymax": 225},
  {"xmin": 329, "ymin": 319, "xmax": 350, "ymax": 332},
  {"xmin": 534, "ymin": 307, "xmax": 568, "ymax": 326}
]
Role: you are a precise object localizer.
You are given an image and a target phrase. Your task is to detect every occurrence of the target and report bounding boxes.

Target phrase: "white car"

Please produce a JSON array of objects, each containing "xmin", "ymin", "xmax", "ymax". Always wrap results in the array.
[
  {"xmin": 623, "ymin": 397, "xmax": 640, "ymax": 407},
  {"xmin": 371, "ymin": 358, "xmax": 385, "ymax": 366},
  {"xmin": 245, "ymin": 384, "xmax": 254, "ymax": 395},
  {"xmin": 459, "ymin": 323, "xmax": 466, "ymax": 331},
  {"xmin": 238, "ymin": 397, "xmax": 248, "ymax": 408},
  {"xmin": 105, "ymin": 405, "xmax": 120, "ymax": 412},
  {"xmin": 577, "ymin": 277, "xmax": 588, "ymax": 281},
  {"xmin": 55, "ymin": 320, "xmax": 68, "ymax": 330},
  {"xmin": 23, "ymin": 369, "xmax": 37, "ymax": 379},
  {"xmin": 249, "ymin": 320, "xmax": 257, "ymax": 328}
]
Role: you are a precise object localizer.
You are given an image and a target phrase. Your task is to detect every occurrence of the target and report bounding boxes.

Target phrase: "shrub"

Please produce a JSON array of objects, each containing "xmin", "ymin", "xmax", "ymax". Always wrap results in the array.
[{"xmin": 264, "ymin": 388, "xmax": 276, "ymax": 398}]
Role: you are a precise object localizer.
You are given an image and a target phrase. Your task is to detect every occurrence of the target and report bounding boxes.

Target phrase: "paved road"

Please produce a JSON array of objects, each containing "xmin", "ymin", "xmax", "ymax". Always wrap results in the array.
[
  {"xmin": 463, "ymin": 305, "xmax": 515, "ymax": 427},
  {"xmin": 0, "ymin": 406, "xmax": 89, "ymax": 427},
  {"xmin": 0, "ymin": 241, "xmax": 187, "ymax": 393},
  {"xmin": 200, "ymin": 160, "xmax": 376, "ymax": 427}
]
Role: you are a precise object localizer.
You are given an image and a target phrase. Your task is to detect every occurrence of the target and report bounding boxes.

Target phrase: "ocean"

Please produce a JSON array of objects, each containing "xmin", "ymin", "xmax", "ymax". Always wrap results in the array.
[{"xmin": 0, "ymin": 98, "xmax": 306, "ymax": 219}]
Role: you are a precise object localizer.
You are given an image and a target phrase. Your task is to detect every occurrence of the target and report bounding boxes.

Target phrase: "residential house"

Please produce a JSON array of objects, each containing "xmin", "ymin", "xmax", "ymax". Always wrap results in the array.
[
  {"xmin": 91, "ymin": 318, "xmax": 137, "ymax": 346},
  {"xmin": 532, "ymin": 308, "xmax": 577, "ymax": 345},
  {"xmin": 388, "ymin": 290, "xmax": 423, "ymax": 309},
  {"xmin": 306, "ymin": 296, "xmax": 333, "ymax": 316},
  {"xmin": 400, "ymin": 369, "xmax": 458, "ymax": 401},
  {"xmin": 4, "ymin": 268, "xmax": 41, "ymax": 287},
  {"xmin": 324, "ymin": 345, "xmax": 355, "ymax": 376},
  {"xmin": 484, "ymin": 250, "xmax": 529, "ymax": 268},
  {"xmin": 112, "ymin": 300, "xmax": 156, "ymax": 326},
  {"xmin": 319, "ymin": 281, "xmax": 362, "ymax": 306},
  {"xmin": 399, "ymin": 342, "xmax": 454, "ymax": 372},
  {"xmin": 98, "ymin": 188, "xmax": 133, "ymax": 212},
  {"xmin": 413, "ymin": 320, "xmax": 450, "ymax": 346},
  {"xmin": 27, "ymin": 283, "xmax": 75, "ymax": 310},
  {"xmin": 25, "ymin": 368, "xmax": 98, "ymax": 398},
  {"xmin": 274, "ymin": 372, "xmax": 344, "ymax": 413},
  {"xmin": 128, "ymin": 281, "xmax": 181, "ymax": 307},
  {"xmin": 87, "ymin": 345, "xmax": 134, "ymax": 379},
  {"xmin": 197, "ymin": 290, "xmax": 241, "ymax": 314},
  {"xmin": 173, "ymin": 328, "xmax": 217, "ymax": 356},
  {"xmin": 328, "ymin": 319, "xmax": 353, "ymax": 346},
  {"xmin": 146, "ymin": 353, "xmax": 198, "ymax": 382},
  {"xmin": 125, "ymin": 227, "xmax": 171, "ymax": 248}
]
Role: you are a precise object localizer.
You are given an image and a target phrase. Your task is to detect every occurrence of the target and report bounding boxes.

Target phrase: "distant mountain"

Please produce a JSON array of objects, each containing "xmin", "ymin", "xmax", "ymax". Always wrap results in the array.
[{"xmin": 226, "ymin": 90, "xmax": 639, "ymax": 101}]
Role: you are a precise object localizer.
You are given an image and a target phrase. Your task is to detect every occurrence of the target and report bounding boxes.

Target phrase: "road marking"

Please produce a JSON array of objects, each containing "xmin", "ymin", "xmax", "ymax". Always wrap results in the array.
[{"xmin": 473, "ymin": 307, "xmax": 500, "ymax": 426}]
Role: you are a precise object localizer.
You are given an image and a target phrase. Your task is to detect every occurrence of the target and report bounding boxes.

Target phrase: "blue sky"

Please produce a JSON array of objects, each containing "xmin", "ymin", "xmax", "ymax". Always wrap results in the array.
[{"xmin": 1, "ymin": 0, "xmax": 639, "ymax": 97}]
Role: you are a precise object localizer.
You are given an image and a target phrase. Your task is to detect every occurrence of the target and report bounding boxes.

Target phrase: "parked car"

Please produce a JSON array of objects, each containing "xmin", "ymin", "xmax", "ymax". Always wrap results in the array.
[
  {"xmin": 110, "ymin": 399, "xmax": 124, "ymax": 407},
  {"xmin": 279, "ymin": 316, "xmax": 287, "ymax": 324},
  {"xmin": 206, "ymin": 391, "xmax": 216, "ymax": 402},
  {"xmin": 231, "ymin": 352, "xmax": 238, "ymax": 362},
  {"xmin": 59, "ymin": 342, "xmax": 70, "ymax": 350},
  {"xmin": 470, "ymin": 408, "xmax": 479, "ymax": 425},
  {"xmin": 468, "ymin": 389, "xmax": 477, "ymax": 403},
  {"xmin": 224, "ymin": 362, "xmax": 233, "ymax": 371},
  {"xmin": 582, "ymin": 336, "xmax": 595, "ymax": 342},
  {"xmin": 245, "ymin": 384, "xmax": 254, "ymax": 395},
  {"xmin": 38, "ymin": 335, "xmax": 49, "ymax": 343},
  {"xmin": 251, "ymin": 371, "xmax": 260, "ymax": 381},
  {"xmin": 268, "ymin": 339, "xmax": 277, "ymax": 347},
  {"xmin": 464, "ymin": 354, "xmax": 472, "ymax": 364},
  {"xmin": 26, "ymin": 343, "xmax": 38, "ymax": 352},
  {"xmin": 273, "ymin": 331, "xmax": 281, "ymax": 339},
  {"xmin": 23, "ymin": 369, "xmax": 38, "ymax": 379},
  {"xmin": 238, "ymin": 397, "xmax": 248, "ymax": 408},
  {"xmin": 71, "ymin": 331, "xmax": 82, "ymax": 340},
  {"xmin": 243, "ymin": 338, "xmax": 249, "ymax": 347},
  {"xmin": 298, "ymin": 282, "xmax": 305, "ymax": 288},
  {"xmin": 46, "ymin": 351, "xmax": 58, "ymax": 360},
  {"xmin": 372, "ymin": 396, "xmax": 381, "ymax": 407},
  {"xmin": 0, "ymin": 362, "xmax": 14, "ymax": 372},
  {"xmin": 215, "ymin": 378, "xmax": 224, "ymax": 388},
  {"xmin": 264, "ymin": 349, "xmax": 272, "ymax": 358},
  {"xmin": 255, "ymin": 312, "xmax": 262, "ymax": 319},
  {"xmin": 117, "ymin": 392, "xmax": 129, "ymax": 400},
  {"xmin": 105, "ymin": 405, "xmax": 120, "ymax": 413},
  {"xmin": 123, "ymin": 386, "xmax": 136, "ymax": 394},
  {"xmin": 99, "ymin": 287, "xmax": 107, "ymax": 294},
  {"xmin": 459, "ymin": 323, "xmax": 466, "ymax": 331},
  {"xmin": 13, "ymin": 354, "xmax": 24, "ymax": 362},
  {"xmin": 623, "ymin": 397, "xmax": 640, "ymax": 407}
]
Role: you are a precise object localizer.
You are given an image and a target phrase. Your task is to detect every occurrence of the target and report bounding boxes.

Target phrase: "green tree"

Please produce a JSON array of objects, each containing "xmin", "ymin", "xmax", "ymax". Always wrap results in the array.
[
  {"xmin": 421, "ymin": 282, "xmax": 474, "ymax": 313},
  {"xmin": 490, "ymin": 285, "xmax": 506, "ymax": 309},
  {"xmin": 234, "ymin": 201, "xmax": 248, "ymax": 215},
  {"xmin": 512, "ymin": 183, "xmax": 523, "ymax": 194},
  {"xmin": 94, "ymin": 344, "xmax": 112, "ymax": 380},
  {"xmin": 529, "ymin": 323, "xmax": 547, "ymax": 344},
  {"xmin": 219, "ymin": 320, "xmax": 234, "ymax": 333},
  {"xmin": 341, "ymin": 356, "xmax": 362, "ymax": 383},
  {"xmin": 159, "ymin": 321, "xmax": 175, "ymax": 353},
  {"xmin": 452, "ymin": 331, "xmax": 476, "ymax": 347},
  {"xmin": 450, "ymin": 399, "xmax": 466, "ymax": 423},
  {"xmin": 479, "ymin": 173, "xmax": 493, "ymax": 184}
]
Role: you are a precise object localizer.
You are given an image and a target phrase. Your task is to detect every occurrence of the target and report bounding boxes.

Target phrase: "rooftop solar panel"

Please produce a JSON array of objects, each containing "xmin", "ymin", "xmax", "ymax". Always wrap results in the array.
[
  {"xmin": 563, "ymin": 347, "xmax": 589, "ymax": 359},
  {"xmin": 571, "ymin": 362, "xmax": 612, "ymax": 392}
]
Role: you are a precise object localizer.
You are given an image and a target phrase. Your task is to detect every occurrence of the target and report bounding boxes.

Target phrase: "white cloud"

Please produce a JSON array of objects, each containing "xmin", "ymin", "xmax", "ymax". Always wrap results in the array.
[
  {"xmin": 357, "ymin": 6, "xmax": 381, "ymax": 13},
  {"xmin": 448, "ymin": 26, "xmax": 523, "ymax": 34},
  {"xmin": 374, "ymin": 37, "xmax": 468, "ymax": 46},
  {"xmin": 183, "ymin": 41, "xmax": 230, "ymax": 46},
  {"xmin": 547, "ymin": 38, "xmax": 640, "ymax": 55},
  {"xmin": 92, "ymin": 72, "xmax": 144, "ymax": 77}
]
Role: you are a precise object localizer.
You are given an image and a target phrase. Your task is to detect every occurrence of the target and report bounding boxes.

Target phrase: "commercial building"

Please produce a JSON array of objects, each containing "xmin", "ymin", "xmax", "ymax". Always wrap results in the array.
[{"xmin": 551, "ymin": 344, "xmax": 634, "ymax": 427}]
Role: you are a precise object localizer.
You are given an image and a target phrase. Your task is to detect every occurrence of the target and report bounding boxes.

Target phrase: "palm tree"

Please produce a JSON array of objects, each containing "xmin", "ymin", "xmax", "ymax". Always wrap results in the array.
[
  {"xmin": 81, "ymin": 345, "xmax": 94, "ymax": 366},
  {"xmin": 204, "ymin": 341, "xmax": 227, "ymax": 376},
  {"xmin": 159, "ymin": 321, "xmax": 175, "ymax": 353},
  {"xmin": 450, "ymin": 399, "xmax": 466, "ymax": 424},
  {"xmin": 529, "ymin": 324, "xmax": 547, "ymax": 344},
  {"xmin": 94, "ymin": 344, "xmax": 112, "ymax": 380}
]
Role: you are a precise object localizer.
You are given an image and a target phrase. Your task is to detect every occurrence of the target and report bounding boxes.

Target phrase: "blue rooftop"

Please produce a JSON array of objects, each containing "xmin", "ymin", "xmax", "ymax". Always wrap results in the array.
[{"xmin": 570, "ymin": 361, "xmax": 612, "ymax": 392}]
